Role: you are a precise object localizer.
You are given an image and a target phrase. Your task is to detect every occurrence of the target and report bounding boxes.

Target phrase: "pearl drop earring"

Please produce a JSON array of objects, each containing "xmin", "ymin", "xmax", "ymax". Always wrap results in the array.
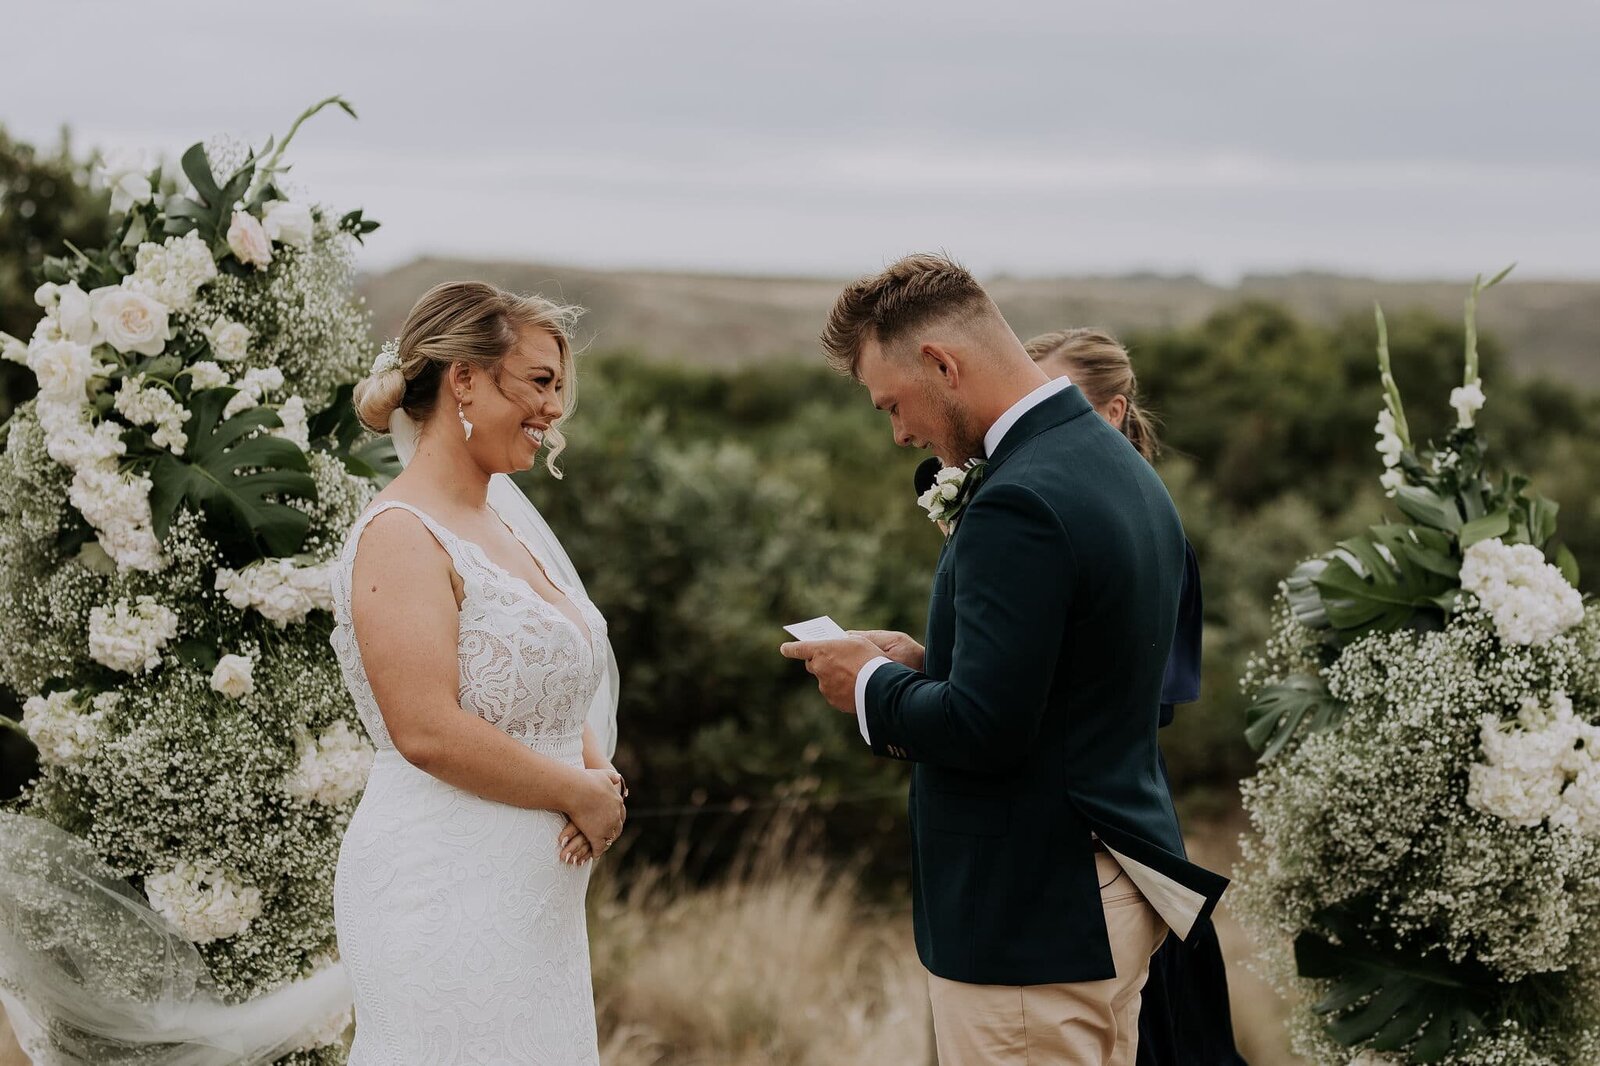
[{"xmin": 457, "ymin": 401, "xmax": 474, "ymax": 441}]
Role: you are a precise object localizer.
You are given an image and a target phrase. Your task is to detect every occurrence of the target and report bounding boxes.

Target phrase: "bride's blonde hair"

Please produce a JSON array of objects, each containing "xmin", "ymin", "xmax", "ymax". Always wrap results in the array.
[{"xmin": 353, "ymin": 281, "xmax": 585, "ymax": 478}]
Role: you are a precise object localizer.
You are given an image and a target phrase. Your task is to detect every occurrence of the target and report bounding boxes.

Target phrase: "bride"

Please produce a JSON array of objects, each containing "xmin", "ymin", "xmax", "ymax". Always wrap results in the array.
[{"xmin": 332, "ymin": 281, "xmax": 626, "ymax": 1064}]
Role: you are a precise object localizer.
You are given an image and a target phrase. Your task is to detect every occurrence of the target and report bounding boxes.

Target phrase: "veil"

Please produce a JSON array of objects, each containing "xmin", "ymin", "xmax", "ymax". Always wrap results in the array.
[
  {"xmin": 0, "ymin": 814, "xmax": 351, "ymax": 1064},
  {"xmin": 389, "ymin": 410, "xmax": 620, "ymax": 760}
]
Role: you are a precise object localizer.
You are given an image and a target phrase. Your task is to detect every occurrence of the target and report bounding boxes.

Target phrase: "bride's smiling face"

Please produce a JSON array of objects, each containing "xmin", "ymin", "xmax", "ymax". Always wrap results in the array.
[{"xmin": 450, "ymin": 326, "xmax": 568, "ymax": 475}]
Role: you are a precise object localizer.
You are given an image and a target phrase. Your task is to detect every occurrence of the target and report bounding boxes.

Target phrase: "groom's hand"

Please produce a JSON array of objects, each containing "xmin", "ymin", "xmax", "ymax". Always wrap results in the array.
[
  {"xmin": 780, "ymin": 635, "xmax": 883, "ymax": 714},
  {"xmin": 850, "ymin": 630, "xmax": 925, "ymax": 672}
]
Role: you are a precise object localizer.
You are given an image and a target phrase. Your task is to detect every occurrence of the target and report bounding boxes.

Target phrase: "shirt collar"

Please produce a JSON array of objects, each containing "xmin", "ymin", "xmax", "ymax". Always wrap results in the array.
[{"xmin": 983, "ymin": 375, "xmax": 1074, "ymax": 459}]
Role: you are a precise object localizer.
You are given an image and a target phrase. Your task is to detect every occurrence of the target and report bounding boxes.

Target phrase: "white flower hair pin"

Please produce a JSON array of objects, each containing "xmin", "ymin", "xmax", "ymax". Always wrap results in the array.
[{"xmin": 370, "ymin": 339, "xmax": 401, "ymax": 377}]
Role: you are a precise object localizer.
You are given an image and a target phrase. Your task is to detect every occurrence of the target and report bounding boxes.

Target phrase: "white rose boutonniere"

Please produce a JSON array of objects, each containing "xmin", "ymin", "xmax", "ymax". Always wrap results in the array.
[{"xmin": 917, "ymin": 459, "xmax": 989, "ymax": 536}]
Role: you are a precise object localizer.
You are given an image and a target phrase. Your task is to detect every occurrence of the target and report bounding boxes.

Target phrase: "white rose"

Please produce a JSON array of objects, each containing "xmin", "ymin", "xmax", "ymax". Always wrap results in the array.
[
  {"xmin": 185, "ymin": 360, "xmax": 231, "ymax": 391},
  {"xmin": 53, "ymin": 282, "xmax": 99, "ymax": 346},
  {"xmin": 261, "ymin": 200, "xmax": 314, "ymax": 249},
  {"xmin": 27, "ymin": 340, "xmax": 97, "ymax": 405},
  {"xmin": 90, "ymin": 286, "xmax": 170, "ymax": 356},
  {"xmin": 210, "ymin": 654, "xmax": 255, "ymax": 699},
  {"xmin": 204, "ymin": 318, "xmax": 252, "ymax": 363},
  {"xmin": 96, "ymin": 149, "xmax": 154, "ymax": 214},
  {"xmin": 226, "ymin": 211, "xmax": 273, "ymax": 269}
]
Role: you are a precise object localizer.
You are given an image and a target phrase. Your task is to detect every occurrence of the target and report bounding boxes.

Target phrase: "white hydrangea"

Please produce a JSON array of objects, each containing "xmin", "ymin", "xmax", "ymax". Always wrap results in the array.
[
  {"xmin": 1450, "ymin": 378, "xmax": 1486, "ymax": 429},
  {"xmin": 272, "ymin": 395, "xmax": 310, "ymax": 450},
  {"xmin": 1468, "ymin": 693, "xmax": 1600, "ymax": 836},
  {"xmin": 144, "ymin": 861, "xmax": 264, "ymax": 944},
  {"xmin": 128, "ymin": 232, "xmax": 218, "ymax": 313},
  {"xmin": 40, "ymin": 412, "xmax": 125, "ymax": 468},
  {"xmin": 20, "ymin": 689, "xmax": 111, "ymax": 765},
  {"xmin": 67, "ymin": 463, "xmax": 165, "ymax": 573},
  {"xmin": 210, "ymin": 653, "xmax": 255, "ymax": 699},
  {"xmin": 215, "ymin": 558, "xmax": 334, "ymax": 626},
  {"xmin": 32, "ymin": 398, "xmax": 165, "ymax": 572},
  {"xmin": 114, "ymin": 375, "xmax": 190, "ymax": 455},
  {"xmin": 204, "ymin": 316, "xmax": 251, "ymax": 363},
  {"xmin": 87, "ymin": 595, "xmax": 180, "ymax": 674},
  {"xmin": 1460, "ymin": 538, "xmax": 1585, "ymax": 646},
  {"xmin": 223, "ymin": 366, "xmax": 286, "ymax": 419},
  {"xmin": 184, "ymin": 359, "xmax": 231, "ymax": 391},
  {"xmin": 284, "ymin": 720, "xmax": 374, "ymax": 805}
]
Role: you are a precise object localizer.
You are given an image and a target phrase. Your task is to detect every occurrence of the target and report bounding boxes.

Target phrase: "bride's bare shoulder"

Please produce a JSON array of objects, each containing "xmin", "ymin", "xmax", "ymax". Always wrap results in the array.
[{"xmin": 351, "ymin": 494, "xmax": 451, "ymax": 573}]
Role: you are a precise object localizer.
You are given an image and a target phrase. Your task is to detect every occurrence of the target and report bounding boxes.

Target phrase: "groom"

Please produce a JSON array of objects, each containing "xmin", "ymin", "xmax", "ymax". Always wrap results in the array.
[{"xmin": 782, "ymin": 254, "xmax": 1227, "ymax": 1065}]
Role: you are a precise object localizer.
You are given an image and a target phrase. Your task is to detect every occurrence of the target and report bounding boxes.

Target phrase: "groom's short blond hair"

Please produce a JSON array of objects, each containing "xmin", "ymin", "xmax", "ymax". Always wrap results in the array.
[{"xmin": 821, "ymin": 253, "xmax": 993, "ymax": 379}]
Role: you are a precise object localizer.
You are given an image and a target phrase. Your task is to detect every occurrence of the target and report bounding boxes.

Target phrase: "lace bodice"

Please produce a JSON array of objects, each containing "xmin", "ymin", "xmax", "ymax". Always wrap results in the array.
[{"xmin": 329, "ymin": 500, "xmax": 608, "ymax": 757}]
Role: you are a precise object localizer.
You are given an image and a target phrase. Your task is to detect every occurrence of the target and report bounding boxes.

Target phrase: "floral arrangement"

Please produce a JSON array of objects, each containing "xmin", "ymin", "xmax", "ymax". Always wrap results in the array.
[
  {"xmin": 0, "ymin": 98, "xmax": 390, "ymax": 1063},
  {"xmin": 917, "ymin": 458, "xmax": 987, "ymax": 535},
  {"xmin": 1235, "ymin": 269, "xmax": 1600, "ymax": 1065}
]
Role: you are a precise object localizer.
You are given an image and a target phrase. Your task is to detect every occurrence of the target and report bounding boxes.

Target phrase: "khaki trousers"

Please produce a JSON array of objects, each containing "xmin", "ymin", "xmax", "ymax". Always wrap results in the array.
[{"xmin": 927, "ymin": 851, "xmax": 1169, "ymax": 1066}]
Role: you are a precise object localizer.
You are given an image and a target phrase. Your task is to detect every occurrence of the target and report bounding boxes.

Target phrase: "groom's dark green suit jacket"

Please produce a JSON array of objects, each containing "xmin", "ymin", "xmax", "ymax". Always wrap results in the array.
[{"xmin": 864, "ymin": 384, "xmax": 1228, "ymax": 986}]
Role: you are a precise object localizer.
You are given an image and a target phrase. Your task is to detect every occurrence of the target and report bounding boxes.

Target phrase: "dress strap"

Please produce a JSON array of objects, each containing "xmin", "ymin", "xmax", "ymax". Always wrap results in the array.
[{"xmin": 342, "ymin": 500, "xmax": 481, "ymax": 596}]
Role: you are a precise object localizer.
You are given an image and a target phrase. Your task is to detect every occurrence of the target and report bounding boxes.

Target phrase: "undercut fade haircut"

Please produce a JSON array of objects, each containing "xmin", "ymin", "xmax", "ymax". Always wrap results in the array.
[{"xmin": 821, "ymin": 253, "xmax": 991, "ymax": 379}]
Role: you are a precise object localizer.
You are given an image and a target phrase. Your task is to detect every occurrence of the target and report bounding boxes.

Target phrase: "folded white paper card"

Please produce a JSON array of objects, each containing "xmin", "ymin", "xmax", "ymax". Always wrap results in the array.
[{"xmin": 783, "ymin": 616, "xmax": 849, "ymax": 641}]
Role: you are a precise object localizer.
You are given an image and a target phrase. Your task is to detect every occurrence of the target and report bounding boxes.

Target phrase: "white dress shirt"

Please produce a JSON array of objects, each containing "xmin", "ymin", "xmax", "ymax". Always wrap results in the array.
[{"xmin": 854, "ymin": 375, "xmax": 1074, "ymax": 744}]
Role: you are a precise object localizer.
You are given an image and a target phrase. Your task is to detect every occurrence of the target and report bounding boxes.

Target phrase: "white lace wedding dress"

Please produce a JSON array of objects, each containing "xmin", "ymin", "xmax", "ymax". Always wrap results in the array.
[{"xmin": 329, "ymin": 500, "xmax": 609, "ymax": 1065}]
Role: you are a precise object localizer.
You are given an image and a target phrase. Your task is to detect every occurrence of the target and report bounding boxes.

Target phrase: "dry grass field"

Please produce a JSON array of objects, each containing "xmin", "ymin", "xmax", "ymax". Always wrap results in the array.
[
  {"xmin": 0, "ymin": 811, "xmax": 1303, "ymax": 1066},
  {"xmin": 360, "ymin": 258, "xmax": 1600, "ymax": 387}
]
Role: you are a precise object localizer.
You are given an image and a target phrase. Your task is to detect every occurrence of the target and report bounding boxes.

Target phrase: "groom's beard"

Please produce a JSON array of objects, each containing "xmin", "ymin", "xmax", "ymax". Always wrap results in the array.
[{"xmin": 938, "ymin": 393, "xmax": 986, "ymax": 464}]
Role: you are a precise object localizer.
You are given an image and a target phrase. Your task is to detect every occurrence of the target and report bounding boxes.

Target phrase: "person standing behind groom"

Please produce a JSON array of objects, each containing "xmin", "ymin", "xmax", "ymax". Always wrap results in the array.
[
  {"xmin": 1028, "ymin": 328, "xmax": 1248, "ymax": 1066},
  {"xmin": 781, "ymin": 255, "xmax": 1227, "ymax": 1066}
]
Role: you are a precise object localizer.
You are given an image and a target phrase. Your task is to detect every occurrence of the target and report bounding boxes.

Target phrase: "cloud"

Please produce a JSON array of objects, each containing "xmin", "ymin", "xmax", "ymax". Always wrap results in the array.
[{"xmin": 2, "ymin": 0, "xmax": 1595, "ymax": 278}]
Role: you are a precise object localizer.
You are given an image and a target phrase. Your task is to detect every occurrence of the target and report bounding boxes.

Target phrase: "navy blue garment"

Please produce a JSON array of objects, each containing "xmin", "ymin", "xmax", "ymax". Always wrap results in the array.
[
  {"xmin": 1139, "ymin": 540, "xmax": 1248, "ymax": 1066},
  {"xmin": 865, "ymin": 387, "xmax": 1228, "ymax": 986}
]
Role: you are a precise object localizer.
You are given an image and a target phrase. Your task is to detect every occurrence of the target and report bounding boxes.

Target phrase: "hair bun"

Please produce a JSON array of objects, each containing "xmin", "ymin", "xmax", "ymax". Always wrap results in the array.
[{"xmin": 352, "ymin": 367, "xmax": 407, "ymax": 434}]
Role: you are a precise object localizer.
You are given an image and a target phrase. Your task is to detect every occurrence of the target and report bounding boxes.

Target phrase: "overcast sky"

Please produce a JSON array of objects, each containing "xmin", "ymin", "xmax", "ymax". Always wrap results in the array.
[{"xmin": 4, "ymin": 0, "xmax": 1596, "ymax": 280}]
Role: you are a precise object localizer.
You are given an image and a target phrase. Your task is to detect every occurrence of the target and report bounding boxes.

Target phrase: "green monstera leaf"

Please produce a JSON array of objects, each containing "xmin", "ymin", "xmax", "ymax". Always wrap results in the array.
[
  {"xmin": 1297, "ymin": 906, "xmax": 1494, "ymax": 1062},
  {"xmin": 1309, "ymin": 523, "xmax": 1461, "ymax": 640},
  {"xmin": 307, "ymin": 383, "xmax": 402, "ymax": 484},
  {"xmin": 1245, "ymin": 673, "xmax": 1347, "ymax": 762},
  {"xmin": 147, "ymin": 387, "xmax": 316, "ymax": 560}
]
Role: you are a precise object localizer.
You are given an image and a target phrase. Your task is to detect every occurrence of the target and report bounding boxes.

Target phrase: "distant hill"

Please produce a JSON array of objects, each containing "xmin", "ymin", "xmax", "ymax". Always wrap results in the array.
[{"xmin": 358, "ymin": 259, "xmax": 1600, "ymax": 387}]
